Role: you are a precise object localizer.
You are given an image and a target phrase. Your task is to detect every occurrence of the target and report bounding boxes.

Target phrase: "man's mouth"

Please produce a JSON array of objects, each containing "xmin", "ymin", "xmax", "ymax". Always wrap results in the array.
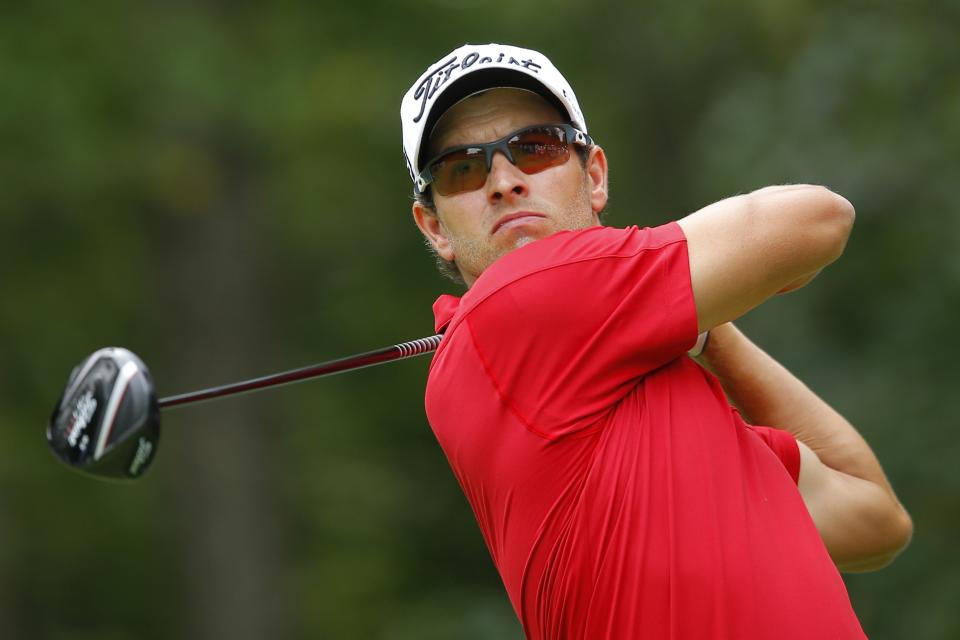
[{"xmin": 491, "ymin": 212, "xmax": 547, "ymax": 235}]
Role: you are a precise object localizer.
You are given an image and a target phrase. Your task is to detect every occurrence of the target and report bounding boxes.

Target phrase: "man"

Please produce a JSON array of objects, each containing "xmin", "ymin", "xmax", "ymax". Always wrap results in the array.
[{"xmin": 401, "ymin": 43, "xmax": 912, "ymax": 639}]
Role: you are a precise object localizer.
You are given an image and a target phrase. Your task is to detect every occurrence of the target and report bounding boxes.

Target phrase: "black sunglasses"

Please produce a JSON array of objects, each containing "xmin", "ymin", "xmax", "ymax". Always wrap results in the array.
[{"xmin": 417, "ymin": 123, "xmax": 593, "ymax": 196}]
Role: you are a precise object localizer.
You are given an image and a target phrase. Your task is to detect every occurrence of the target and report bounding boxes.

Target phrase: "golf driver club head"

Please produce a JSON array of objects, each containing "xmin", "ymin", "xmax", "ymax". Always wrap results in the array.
[{"xmin": 47, "ymin": 347, "xmax": 160, "ymax": 480}]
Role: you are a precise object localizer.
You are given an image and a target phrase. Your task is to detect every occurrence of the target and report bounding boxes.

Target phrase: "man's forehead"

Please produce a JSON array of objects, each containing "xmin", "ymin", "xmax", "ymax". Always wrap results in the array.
[{"xmin": 428, "ymin": 88, "xmax": 564, "ymax": 156}]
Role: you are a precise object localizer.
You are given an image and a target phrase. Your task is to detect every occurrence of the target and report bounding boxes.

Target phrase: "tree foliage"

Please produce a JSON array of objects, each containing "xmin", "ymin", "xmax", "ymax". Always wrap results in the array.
[{"xmin": 1, "ymin": 1, "xmax": 957, "ymax": 637}]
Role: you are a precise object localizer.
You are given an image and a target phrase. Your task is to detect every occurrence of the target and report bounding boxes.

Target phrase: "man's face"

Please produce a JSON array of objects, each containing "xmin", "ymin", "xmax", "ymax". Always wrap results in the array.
[{"xmin": 412, "ymin": 88, "xmax": 608, "ymax": 287}]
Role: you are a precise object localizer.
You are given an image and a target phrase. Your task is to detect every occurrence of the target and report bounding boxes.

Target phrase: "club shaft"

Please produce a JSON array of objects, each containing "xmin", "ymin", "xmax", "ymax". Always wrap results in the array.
[{"xmin": 158, "ymin": 335, "xmax": 443, "ymax": 409}]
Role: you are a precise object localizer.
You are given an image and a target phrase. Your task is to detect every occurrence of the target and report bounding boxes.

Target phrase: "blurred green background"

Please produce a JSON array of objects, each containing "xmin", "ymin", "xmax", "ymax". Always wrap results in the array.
[{"xmin": 2, "ymin": 0, "xmax": 957, "ymax": 638}]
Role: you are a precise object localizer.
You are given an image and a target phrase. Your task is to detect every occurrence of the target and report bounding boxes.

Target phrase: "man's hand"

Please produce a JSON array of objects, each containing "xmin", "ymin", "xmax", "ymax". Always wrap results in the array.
[{"xmin": 677, "ymin": 185, "xmax": 854, "ymax": 332}]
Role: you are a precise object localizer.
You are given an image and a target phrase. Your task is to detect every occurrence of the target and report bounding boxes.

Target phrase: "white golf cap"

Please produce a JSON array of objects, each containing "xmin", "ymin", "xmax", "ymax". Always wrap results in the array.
[{"xmin": 401, "ymin": 43, "xmax": 588, "ymax": 192}]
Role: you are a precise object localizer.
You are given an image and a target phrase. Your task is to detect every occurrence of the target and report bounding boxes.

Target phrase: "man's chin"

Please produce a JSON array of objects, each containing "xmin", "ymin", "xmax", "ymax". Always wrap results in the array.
[
  {"xmin": 471, "ymin": 230, "xmax": 556, "ymax": 281},
  {"xmin": 505, "ymin": 225, "xmax": 558, "ymax": 250},
  {"xmin": 513, "ymin": 236, "xmax": 537, "ymax": 249}
]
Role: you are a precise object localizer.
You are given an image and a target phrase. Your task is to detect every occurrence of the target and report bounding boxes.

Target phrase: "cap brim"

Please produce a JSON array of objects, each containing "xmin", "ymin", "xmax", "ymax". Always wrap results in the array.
[{"xmin": 417, "ymin": 68, "xmax": 570, "ymax": 172}]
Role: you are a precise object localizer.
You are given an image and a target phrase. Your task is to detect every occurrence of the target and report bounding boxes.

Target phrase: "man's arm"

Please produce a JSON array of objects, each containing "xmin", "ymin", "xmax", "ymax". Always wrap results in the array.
[
  {"xmin": 677, "ymin": 184, "xmax": 855, "ymax": 332},
  {"xmin": 697, "ymin": 323, "xmax": 913, "ymax": 571}
]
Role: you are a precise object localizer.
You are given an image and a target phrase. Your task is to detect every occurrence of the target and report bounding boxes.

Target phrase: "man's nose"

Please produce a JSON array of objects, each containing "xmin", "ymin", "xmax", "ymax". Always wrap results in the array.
[{"xmin": 486, "ymin": 151, "xmax": 528, "ymax": 203}]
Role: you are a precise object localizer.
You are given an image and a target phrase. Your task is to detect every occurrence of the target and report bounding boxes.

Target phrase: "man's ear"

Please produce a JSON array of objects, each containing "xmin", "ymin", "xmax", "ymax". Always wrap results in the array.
[
  {"xmin": 412, "ymin": 201, "xmax": 455, "ymax": 262},
  {"xmin": 585, "ymin": 145, "xmax": 609, "ymax": 215}
]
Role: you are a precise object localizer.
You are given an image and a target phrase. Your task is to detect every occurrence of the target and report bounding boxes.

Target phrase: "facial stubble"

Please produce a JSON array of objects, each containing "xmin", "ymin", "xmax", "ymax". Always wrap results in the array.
[{"xmin": 443, "ymin": 168, "xmax": 596, "ymax": 285}]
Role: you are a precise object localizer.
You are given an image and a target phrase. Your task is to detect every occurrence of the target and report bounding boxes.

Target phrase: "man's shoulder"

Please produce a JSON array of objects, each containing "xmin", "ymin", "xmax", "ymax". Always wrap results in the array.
[
  {"xmin": 478, "ymin": 222, "xmax": 685, "ymax": 289},
  {"xmin": 435, "ymin": 222, "xmax": 687, "ymax": 336}
]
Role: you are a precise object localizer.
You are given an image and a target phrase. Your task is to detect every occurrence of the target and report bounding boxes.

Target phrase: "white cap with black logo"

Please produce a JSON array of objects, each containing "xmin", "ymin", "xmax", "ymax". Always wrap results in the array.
[{"xmin": 400, "ymin": 43, "xmax": 588, "ymax": 193}]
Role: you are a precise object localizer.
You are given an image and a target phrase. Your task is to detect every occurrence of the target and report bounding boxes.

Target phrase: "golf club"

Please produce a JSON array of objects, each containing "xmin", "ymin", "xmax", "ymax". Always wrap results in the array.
[{"xmin": 47, "ymin": 335, "xmax": 443, "ymax": 481}]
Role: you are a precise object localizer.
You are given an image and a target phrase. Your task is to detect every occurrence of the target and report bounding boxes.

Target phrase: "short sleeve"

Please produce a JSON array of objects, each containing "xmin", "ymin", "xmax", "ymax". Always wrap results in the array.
[
  {"xmin": 463, "ymin": 223, "xmax": 699, "ymax": 438},
  {"xmin": 746, "ymin": 426, "xmax": 801, "ymax": 484}
]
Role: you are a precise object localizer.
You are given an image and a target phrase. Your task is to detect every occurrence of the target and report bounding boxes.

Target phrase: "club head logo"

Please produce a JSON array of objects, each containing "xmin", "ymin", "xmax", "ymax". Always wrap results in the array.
[
  {"xmin": 66, "ymin": 389, "xmax": 98, "ymax": 452},
  {"xmin": 128, "ymin": 437, "xmax": 153, "ymax": 476}
]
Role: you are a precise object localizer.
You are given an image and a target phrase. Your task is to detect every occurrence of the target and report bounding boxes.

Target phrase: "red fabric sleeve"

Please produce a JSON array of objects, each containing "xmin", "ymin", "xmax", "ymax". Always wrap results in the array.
[
  {"xmin": 747, "ymin": 426, "xmax": 801, "ymax": 484},
  {"xmin": 463, "ymin": 223, "xmax": 699, "ymax": 438}
]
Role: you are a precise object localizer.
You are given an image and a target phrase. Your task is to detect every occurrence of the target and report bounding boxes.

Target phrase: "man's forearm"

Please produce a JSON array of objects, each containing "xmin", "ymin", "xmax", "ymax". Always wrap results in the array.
[{"xmin": 696, "ymin": 323, "xmax": 896, "ymax": 494}]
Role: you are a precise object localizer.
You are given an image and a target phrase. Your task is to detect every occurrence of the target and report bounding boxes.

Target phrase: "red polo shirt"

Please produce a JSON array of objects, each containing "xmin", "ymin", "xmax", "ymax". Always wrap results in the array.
[{"xmin": 425, "ymin": 223, "xmax": 866, "ymax": 639}]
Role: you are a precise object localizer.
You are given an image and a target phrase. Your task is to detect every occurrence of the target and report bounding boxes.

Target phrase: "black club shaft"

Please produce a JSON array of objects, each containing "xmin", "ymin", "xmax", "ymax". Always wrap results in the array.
[{"xmin": 157, "ymin": 335, "xmax": 443, "ymax": 409}]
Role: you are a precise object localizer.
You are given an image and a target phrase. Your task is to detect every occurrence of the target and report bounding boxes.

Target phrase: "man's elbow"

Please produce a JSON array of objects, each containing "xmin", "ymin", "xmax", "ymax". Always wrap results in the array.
[
  {"xmin": 825, "ymin": 187, "xmax": 855, "ymax": 250},
  {"xmin": 839, "ymin": 505, "xmax": 914, "ymax": 573},
  {"xmin": 748, "ymin": 184, "xmax": 856, "ymax": 271},
  {"xmin": 807, "ymin": 186, "xmax": 855, "ymax": 264},
  {"xmin": 886, "ymin": 505, "xmax": 915, "ymax": 559}
]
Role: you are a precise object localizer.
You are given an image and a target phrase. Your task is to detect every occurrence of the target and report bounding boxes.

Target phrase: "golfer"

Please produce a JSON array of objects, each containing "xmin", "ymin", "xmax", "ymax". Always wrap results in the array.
[{"xmin": 401, "ymin": 43, "xmax": 911, "ymax": 639}]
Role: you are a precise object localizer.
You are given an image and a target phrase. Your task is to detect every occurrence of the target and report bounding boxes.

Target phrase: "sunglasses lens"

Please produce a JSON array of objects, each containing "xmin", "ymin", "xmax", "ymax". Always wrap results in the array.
[
  {"xmin": 426, "ymin": 126, "xmax": 580, "ymax": 196},
  {"xmin": 431, "ymin": 148, "xmax": 488, "ymax": 196},
  {"xmin": 509, "ymin": 127, "xmax": 570, "ymax": 174}
]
